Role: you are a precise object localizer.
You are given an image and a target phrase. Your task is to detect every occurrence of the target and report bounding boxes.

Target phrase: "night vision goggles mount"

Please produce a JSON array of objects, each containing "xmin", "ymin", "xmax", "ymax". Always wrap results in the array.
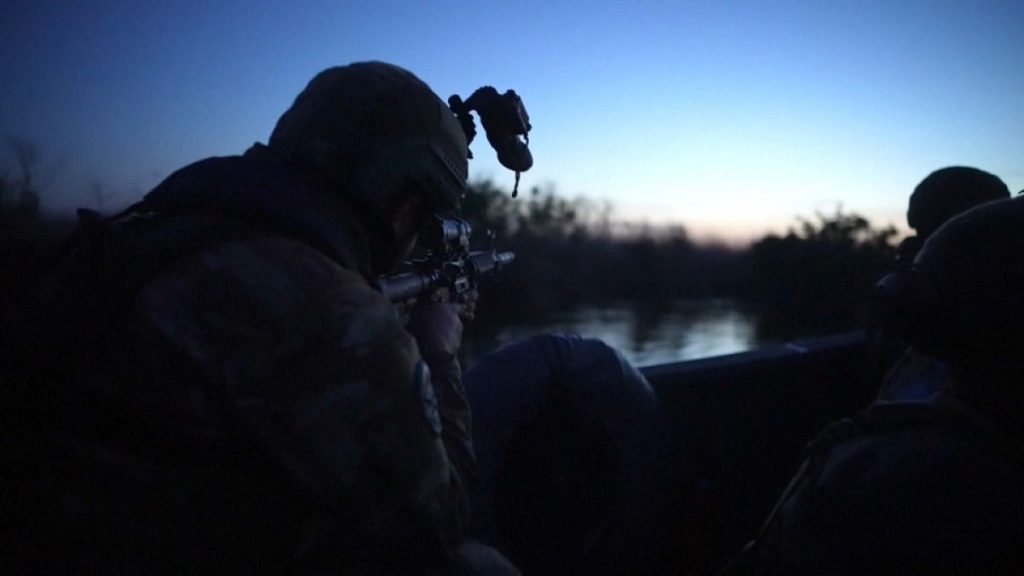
[{"xmin": 449, "ymin": 87, "xmax": 533, "ymax": 197}]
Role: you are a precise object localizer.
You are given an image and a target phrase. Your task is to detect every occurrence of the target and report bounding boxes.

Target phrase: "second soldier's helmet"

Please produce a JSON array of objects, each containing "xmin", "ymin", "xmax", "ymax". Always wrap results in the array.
[
  {"xmin": 269, "ymin": 62, "xmax": 468, "ymax": 214},
  {"xmin": 907, "ymin": 166, "xmax": 1009, "ymax": 239},
  {"xmin": 886, "ymin": 196, "xmax": 1024, "ymax": 368}
]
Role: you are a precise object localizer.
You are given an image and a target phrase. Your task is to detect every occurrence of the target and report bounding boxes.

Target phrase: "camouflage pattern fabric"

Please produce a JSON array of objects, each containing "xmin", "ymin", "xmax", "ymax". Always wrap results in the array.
[
  {"xmin": 3, "ymin": 151, "xmax": 476, "ymax": 574},
  {"xmin": 136, "ymin": 235, "xmax": 471, "ymax": 570},
  {"xmin": 724, "ymin": 393, "xmax": 1024, "ymax": 575}
]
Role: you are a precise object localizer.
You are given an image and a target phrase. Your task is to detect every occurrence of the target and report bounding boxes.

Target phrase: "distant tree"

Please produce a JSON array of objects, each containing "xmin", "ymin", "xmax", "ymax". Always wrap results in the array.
[
  {"xmin": 463, "ymin": 182, "xmax": 898, "ymax": 344},
  {"xmin": 463, "ymin": 179, "xmax": 717, "ymax": 325},
  {"xmin": 748, "ymin": 206, "xmax": 897, "ymax": 340},
  {"xmin": 463, "ymin": 180, "xmax": 612, "ymax": 243},
  {"xmin": 9, "ymin": 137, "xmax": 41, "ymax": 217},
  {"xmin": 89, "ymin": 180, "xmax": 110, "ymax": 211},
  {"xmin": 462, "ymin": 179, "xmax": 518, "ymax": 239},
  {"xmin": 0, "ymin": 172, "xmax": 9, "ymax": 215},
  {"xmin": 792, "ymin": 206, "xmax": 897, "ymax": 249}
]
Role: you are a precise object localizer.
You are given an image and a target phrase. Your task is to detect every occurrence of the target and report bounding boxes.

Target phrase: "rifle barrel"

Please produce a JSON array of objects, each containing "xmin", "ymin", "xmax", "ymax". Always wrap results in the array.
[
  {"xmin": 468, "ymin": 250, "xmax": 515, "ymax": 274},
  {"xmin": 377, "ymin": 250, "xmax": 516, "ymax": 304}
]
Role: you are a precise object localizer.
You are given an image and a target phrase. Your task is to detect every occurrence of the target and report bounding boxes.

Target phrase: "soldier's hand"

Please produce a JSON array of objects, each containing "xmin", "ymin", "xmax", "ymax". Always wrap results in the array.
[
  {"xmin": 407, "ymin": 301, "xmax": 463, "ymax": 358},
  {"xmin": 456, "ymin": 289, "xmax": 479, "ymax": 324}
]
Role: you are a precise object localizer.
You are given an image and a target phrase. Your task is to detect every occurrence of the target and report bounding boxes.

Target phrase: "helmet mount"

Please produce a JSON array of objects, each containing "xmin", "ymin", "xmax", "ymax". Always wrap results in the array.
[{"xmin": 448, "ymin": 87, "xmax": 533, "ymax": 197}]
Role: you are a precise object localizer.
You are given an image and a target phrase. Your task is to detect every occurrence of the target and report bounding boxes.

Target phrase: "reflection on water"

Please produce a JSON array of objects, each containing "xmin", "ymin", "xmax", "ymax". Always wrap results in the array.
[{"xmin": 468, "ymin": 299, "xmax": 760, "ymax": 368}]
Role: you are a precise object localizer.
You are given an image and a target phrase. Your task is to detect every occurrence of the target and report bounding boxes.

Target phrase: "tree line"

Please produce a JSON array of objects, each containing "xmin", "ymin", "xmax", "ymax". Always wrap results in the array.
[
  {"xmin": 462, "ymin": 181, "xmax": 897, "ymax": 342},
  {"xmin": 0, "ymin": 173, "xmax": 898, "ymax": 344}
]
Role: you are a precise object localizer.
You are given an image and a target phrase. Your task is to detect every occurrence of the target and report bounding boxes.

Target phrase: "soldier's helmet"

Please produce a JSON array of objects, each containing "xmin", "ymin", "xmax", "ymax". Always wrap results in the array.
[
  {"xmin": 269, "ymin": 62, "xmax": 468, "ymax": 214},
  {"xmin": 899, "ymin": 196, "xmax": 1024, "ymax": 368},
  {"xmin": 907, "ymin": 166, "xmax": 1009, "ymax": 238}
]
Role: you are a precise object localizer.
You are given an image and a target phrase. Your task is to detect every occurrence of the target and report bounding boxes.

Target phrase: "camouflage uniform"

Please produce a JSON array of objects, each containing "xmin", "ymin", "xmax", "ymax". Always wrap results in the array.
[
  {"xmin": 5, "ymin": 144, "xmax": 476, "ymax": 574},
  {"xmin": 723, "ymin": 393, "xmax": 1024, "ymax": 575}
]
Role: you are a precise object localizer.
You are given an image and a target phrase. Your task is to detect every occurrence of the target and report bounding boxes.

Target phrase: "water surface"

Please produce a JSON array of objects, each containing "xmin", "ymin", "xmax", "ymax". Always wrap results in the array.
[{"xmin": 468, "ymin": 299, "xmax": 760, "ymax": 368}]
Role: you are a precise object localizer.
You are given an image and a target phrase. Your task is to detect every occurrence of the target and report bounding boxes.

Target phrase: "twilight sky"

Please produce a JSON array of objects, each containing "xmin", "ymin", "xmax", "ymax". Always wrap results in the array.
[{"xmin": 2, "ymin": 1, "xmax": 1022, "ymax": 242}]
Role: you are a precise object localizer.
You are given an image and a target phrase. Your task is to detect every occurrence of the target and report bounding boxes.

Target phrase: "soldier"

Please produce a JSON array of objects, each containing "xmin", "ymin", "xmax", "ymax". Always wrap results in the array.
[
  {"xmin": 869, "ymin": 166, "xmax": 1009, "ymax": 400},
  {"xmin": 725, "ymin": 197, "xmax": 1024, "ymax": 575},
  {"xmin": 3, "ymin": 62, "xmax": 519, "ymax": 574}
]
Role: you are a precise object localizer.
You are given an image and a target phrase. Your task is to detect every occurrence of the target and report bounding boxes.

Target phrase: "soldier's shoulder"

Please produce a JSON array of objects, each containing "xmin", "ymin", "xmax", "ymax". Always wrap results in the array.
[
  {"xmin": 153, "ymin": 236, "xmax": 378, "ymax": 303},
  {"xmin": 812, "ymin": 399, "xmax": 1019, "ymax": 500},
  {"xmin": 136, "ymin": 236, "xmax": 396, "ymax": 367}
]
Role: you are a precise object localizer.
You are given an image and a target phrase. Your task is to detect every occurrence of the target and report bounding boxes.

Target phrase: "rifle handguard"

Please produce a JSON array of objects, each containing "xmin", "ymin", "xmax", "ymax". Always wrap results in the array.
[{"xmin": 377, "ymin": 250, "xmax": 515, "ymax": 303}]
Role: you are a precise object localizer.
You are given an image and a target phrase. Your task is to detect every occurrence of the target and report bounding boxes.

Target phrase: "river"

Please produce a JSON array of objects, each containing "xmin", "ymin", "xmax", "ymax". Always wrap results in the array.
[{"xmin": 465, "ymin": 298, "xmax": 764, "ymax": 368}]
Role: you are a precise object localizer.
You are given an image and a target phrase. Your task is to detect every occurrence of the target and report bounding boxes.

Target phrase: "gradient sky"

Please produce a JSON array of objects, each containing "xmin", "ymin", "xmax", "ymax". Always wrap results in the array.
[{"xmin": 2, "ymin": 0, "xmax": 1022, "ymax": 242}]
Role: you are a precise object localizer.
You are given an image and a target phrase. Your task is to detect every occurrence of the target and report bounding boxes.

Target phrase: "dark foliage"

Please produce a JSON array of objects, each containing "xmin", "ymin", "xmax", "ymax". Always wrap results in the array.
[
  {"xmin": 464, "ymin": 183, "xmax": 896, "ymax": 343},
  {"xmin": 1, "ymin": 181, "xmax": 898, "ymax": 351},
  {"xmin": 463, "ymin": 181, "xmax": 750, "ymax": 321},
  {"xmin": 745, "ymin": 208, "xmax": 897, "ymax": 340}
]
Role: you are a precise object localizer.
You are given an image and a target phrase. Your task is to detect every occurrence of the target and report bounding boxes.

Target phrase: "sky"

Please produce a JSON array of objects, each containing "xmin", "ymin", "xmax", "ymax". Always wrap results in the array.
[{"xmin": 2, "ymin": 0, "xmax": 1022, "ymax": 243}]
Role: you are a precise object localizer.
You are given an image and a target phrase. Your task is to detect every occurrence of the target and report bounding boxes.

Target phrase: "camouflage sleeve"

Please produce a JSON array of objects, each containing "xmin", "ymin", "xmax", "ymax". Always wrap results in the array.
[
  {"xmin": 136, "ymin": 237, "xmax": 469, "ymax": 568},
  {"xmin": 421, "ymin": 349, "xmax": 477, "ymax": 491}
]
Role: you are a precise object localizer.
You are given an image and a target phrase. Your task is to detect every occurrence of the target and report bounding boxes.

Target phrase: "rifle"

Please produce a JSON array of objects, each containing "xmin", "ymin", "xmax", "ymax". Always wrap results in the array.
[{"xmin": 376, "ymin": 216, "xmax": 515, "ymax": 307}]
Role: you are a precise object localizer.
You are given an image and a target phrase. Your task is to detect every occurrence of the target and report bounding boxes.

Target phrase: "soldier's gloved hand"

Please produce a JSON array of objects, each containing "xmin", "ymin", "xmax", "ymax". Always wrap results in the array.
[{"xmin": 407, "ymin": 300, "xmax": 463, "ymax": 359}]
